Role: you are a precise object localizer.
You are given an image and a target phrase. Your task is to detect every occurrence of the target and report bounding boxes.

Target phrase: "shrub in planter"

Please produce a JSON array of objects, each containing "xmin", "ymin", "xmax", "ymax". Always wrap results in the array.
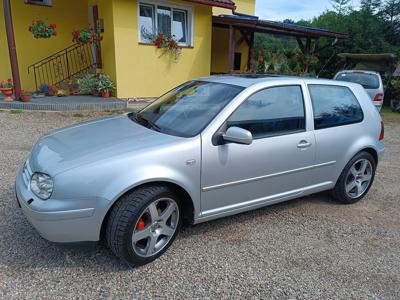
[
  {"xmin": 97, "ymin": 74, "xmax": 116, "ymax": 98},
  {"xmin": 20, "ymin": 90, "xmax": 32, "ymax": 102},
  {"xmin": 77, "ymin": 73, "xmax": 99, "ymax": 95}
]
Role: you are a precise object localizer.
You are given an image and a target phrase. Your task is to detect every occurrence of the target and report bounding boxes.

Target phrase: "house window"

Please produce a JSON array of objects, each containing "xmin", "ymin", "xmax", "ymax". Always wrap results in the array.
[
  {"xmin": 25, "ymin": 0, "xmax": 52, "ymax": 6},
  {"xmin": 139, "ymin": 1, "xmax": 192, "ymax": 46}
]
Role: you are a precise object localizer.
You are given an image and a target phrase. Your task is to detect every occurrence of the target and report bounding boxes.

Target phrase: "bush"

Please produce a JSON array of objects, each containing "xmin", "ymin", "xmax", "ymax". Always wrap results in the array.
[{"xmin": 78, "ymin": 73, "xmax": 99, "ymax": 95}]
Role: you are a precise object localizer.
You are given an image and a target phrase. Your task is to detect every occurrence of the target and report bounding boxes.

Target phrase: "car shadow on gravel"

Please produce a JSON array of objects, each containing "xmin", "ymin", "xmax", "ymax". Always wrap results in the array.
[
  {"xmin": 178, "ymin": 191, "xmax": 338, "ymax": 240},
  {"xmin": 2, "ymin": 185, "xmax": 336, "ymax": 271}
]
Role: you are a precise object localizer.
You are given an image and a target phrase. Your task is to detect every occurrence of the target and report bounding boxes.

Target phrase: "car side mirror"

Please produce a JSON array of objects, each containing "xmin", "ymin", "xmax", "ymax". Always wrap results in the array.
[{"xmin": 222, "ymin": 127, "xmax": 253, "ymax": 145}]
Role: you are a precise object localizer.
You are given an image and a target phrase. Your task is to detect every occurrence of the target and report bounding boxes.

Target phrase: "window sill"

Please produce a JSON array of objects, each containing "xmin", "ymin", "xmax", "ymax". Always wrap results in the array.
[{"xmin": 138, "ymin": 42, "xmax": 194, "ymax": 49}]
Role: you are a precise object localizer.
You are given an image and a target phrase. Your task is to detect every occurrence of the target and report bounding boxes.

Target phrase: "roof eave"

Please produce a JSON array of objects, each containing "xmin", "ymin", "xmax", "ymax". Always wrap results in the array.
[
  {"xmin": 212, "ymin": 16, "xmax": 349, "ymax": 40},
  {"xmin": 184, "ymin": 0, "xmax": 236, "ymax": 10}
]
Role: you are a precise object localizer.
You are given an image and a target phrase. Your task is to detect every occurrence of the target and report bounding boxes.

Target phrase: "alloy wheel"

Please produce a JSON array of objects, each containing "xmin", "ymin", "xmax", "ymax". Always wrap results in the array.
[
  {"xmin": 345, "ymin": 159, "xmax": 373, "ymax": 199},
  {"xmin": 132, "ymin": 198, "xmax": 179, "ymax": 258}
]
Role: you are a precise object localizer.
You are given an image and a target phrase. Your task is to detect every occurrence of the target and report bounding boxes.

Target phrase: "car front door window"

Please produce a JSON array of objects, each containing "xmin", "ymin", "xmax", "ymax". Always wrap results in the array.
[{"xmin": 226, "ymin": 85, "xmax": 305, "ymax": 139}]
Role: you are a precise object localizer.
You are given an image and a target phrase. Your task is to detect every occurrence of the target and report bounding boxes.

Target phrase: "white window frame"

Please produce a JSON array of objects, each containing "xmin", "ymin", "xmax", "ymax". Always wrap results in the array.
[
  {"xmin": 25, "ymin": 0, "xmax": 52, "ymax": 6},
  {"xmin": 138, "ymin": 0, "xmax": 194, "ymax": 47}
]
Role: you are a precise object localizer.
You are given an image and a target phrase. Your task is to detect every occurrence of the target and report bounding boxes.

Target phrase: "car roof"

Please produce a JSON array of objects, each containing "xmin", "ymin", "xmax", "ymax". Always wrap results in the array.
[
  {"xmin": 335, "ymin": 70, "xmax": 381, "ymax": 76},
  {"xmin": 198, "ymin": 75, "xmax": 287, "ymax": 87},
  {"xmin": 198, "ymin": 75, "xmax": 359, "ymax": 88}
]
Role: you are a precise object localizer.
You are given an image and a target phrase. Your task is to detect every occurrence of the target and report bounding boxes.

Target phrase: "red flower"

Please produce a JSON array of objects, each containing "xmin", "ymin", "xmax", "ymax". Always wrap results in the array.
[
  {"xmin": 40, "ymin": 28, "xmax": 45, "ymax": 33},
  {"xmin": 50, "ymin": 24, "xmax": 56, "ymax": 29},
  {"xmin": 258, "ymin": 55, "xmax": 264, "ymax": 62},
  {"xmin": 28, "ymin": 26, "xmax": 33, "ymax": 32},
  {"xmin": 7, "ymin": 79, "xmax": 12, "ymax": 83}
]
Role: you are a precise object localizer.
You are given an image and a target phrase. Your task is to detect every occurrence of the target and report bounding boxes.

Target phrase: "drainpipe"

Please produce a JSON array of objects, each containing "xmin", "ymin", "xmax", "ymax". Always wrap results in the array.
[{"xmin": 3, "ymin": 0, "xmax": 21, "ymax": 99}]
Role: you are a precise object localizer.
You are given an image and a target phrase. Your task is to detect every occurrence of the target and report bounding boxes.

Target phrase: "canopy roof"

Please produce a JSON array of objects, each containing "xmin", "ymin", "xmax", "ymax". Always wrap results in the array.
[
  {"xmin": 184, "ymin": 0, "xmax": 236, "ymax": 9},
  {"xmin": 338, "ymin": 53, "xmax": 398, "ymax": 73},
  {"xmin": 338, "ymin": 53, "xmax": 397, "ymax": 61},
  {"xmin": 213, "ymin": 15, "xmax": 349, "ymax": 39}
]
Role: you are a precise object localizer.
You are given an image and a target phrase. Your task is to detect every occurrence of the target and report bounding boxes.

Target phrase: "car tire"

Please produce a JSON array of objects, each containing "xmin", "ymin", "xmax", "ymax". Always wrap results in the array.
[
  {"xmin": 106, "ymin": 185, "xmax": 181, "ymax": 267},
  {"xmin": 331, "ymin": 151, "xmax": 376, "ymax": 204}
]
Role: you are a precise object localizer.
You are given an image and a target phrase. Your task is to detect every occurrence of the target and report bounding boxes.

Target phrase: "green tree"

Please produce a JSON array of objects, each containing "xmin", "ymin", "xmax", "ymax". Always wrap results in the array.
[
  {"xmin": 330, "ymin": 0, "xmax": 352, "ymax": 15},
  {"xmin": 360, "ymin": 0, "xmax": 382, "ymax": 14},
  {"xmin": 382, "ymin": 0, "xmax": 400, "ymax": 43}
]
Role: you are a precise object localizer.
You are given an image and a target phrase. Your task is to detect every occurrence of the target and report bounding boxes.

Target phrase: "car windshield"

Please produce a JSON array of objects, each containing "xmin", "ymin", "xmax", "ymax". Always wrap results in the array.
[
  {"xmin": 131, "ymin": 81, "xmax": 244, "ymax": 137},
  {"xmin": 335, "ymin": 72, "xmax": 380, "ymax": 89}
]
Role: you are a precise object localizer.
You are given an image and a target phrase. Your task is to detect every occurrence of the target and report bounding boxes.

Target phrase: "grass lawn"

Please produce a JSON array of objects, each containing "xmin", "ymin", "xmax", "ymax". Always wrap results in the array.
[{"xmin": 380, "ymin": 107, "xmax": 400, "ymax": 123}]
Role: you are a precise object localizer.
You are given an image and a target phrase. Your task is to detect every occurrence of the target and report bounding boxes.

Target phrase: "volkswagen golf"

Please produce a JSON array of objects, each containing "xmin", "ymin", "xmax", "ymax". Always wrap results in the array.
[{"xmin": 15, "ymin": 76, "xmax": 385, "ymax": 266}]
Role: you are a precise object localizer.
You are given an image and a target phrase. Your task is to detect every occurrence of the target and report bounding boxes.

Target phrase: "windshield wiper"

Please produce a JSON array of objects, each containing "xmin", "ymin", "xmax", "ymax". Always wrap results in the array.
[{"xmin": 134, "ymin": 113, "xmax": 162, "ymax": 133}]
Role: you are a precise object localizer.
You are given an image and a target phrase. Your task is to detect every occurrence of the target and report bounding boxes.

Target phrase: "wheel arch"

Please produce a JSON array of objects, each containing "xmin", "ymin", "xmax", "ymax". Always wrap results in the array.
[
  {"xmin": 99, "ymin": 181, "xmax": 195, "ymax": 240},
  {"xmin": 360, "ymin": 147, "xmax": 378, "ymax": 165}
]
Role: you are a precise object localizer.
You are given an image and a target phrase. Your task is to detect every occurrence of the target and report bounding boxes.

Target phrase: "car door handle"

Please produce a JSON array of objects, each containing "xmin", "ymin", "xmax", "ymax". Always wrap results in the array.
[{"xmin": 297, "ymin": 140, "xmax": 312, "ymax": 149}]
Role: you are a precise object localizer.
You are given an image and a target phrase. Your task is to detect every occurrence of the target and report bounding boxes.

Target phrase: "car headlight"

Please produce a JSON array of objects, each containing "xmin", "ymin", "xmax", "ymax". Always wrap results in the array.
[{"xmin": 30, "ymin": 173, "xmax": 54, "ymax": 200}]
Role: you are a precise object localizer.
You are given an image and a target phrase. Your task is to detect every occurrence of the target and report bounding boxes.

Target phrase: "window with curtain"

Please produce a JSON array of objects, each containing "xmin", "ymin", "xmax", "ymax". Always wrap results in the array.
[
  {"xmin": 139, "ymin": 4, "xmax": 155, "ymax": 41},
  {"xmin": 139, "ymin": 2, "xmax": 191, "ymax": 46},
  {"xmin": 172, "ymin": 10, "xmax": 187, "ymax": 44}
]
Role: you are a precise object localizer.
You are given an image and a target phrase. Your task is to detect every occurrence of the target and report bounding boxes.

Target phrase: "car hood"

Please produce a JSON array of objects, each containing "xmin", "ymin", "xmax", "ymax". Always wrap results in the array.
[{"xmin": 29, "ymin": 114, "xmax": 182, "ymax": 175}]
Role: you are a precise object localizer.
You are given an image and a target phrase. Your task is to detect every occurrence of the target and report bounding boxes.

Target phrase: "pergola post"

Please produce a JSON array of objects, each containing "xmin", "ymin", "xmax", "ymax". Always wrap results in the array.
[
  {"xmin": 247, "ymin": 31, "xmax": 255, "ymax": 71},
  {"xmin": 228, "ymin": 25, "xmax": 236, "ymax": 73},
  {"xmin": 297, "ymin": 37, "xmax": 312, "ymax": 55},
  {"xmin": 3, "ymin": 0, "xmax": 21, "ymax": 99}
]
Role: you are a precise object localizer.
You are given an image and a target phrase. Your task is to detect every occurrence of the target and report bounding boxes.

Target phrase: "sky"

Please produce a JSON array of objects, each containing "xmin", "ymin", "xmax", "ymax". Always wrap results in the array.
[{"xmin": 255, "ymin": 0, "xmax": 361, "ymax": 21}]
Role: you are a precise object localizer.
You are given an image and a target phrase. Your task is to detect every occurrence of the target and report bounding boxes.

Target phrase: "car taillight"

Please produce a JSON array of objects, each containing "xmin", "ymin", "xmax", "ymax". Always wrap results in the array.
[
  {"xmin": 374, "ymin": 93, "xmax": 384, "ymax": 102},
  {"xmin": 379, "ymin": 121, "xmax": 384, "ymax": 141}
]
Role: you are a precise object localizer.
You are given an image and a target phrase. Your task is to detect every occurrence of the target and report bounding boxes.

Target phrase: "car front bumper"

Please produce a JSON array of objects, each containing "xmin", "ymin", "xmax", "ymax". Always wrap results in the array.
[{"xmin": 15, "ymin": 164, "xmax": 103, "ymax": 243}]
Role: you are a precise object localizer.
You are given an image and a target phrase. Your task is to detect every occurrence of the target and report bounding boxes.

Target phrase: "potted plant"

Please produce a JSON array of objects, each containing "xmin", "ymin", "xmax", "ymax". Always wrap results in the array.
[
  {"xmin": 29, "ymin": 20, "xmax": 57, "ymax": 39},
  {"xmin": 0, "ymin": 79, "xmax": 14, "ymax": 101},
  {"xmin": 142, "ymin": 30, "xmax": 182, "ymax": 61},
  {"xmin": 20, "ymin": 90, "xmax": 32, "ymax": 102},
  {"xmin": 97, "ymin": 74, "xmax": 116, "ymax": 98},
  {"xmin": 72, "ymin": 27, "xmax": 103, "ymax": 46},
  {"xmin": 48, "ymin": 85, "xmax": 59, "ymax": 96},
  {"xmin": 77, "ymin": 73, "xmax": 99, "ymax": 95}
]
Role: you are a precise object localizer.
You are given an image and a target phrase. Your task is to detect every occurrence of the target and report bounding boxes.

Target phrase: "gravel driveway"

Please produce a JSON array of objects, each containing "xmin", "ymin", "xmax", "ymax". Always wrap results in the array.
[{"xmin": 0, "ymin": 111, "xmax": 399, "ymax": 299}]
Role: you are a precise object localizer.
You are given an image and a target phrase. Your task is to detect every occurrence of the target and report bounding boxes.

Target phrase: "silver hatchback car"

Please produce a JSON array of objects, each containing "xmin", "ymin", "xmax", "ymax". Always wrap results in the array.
[
  {"xmin": 16, "ymin": 76, "xmax": 385, "ymax": 266},
  {"xmin": 334, "ymin": 70, "xmax": 385, "ymax": 111}
]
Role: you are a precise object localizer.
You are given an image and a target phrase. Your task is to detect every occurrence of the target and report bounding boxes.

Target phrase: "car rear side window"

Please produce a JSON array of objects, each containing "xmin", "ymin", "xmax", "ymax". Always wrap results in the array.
[
  {"xmin": 227, "ymin": 85, "xmax": 305, "ymax": 139},
  {"xmin": 308, "ymin": 85, "xmax": 363, "ymax": 130}
]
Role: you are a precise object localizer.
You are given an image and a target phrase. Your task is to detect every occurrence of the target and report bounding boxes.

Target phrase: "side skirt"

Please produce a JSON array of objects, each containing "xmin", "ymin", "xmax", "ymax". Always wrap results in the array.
[{"xmin": 194, "ymin": 181, "xmax": 334, "ymax": 224}]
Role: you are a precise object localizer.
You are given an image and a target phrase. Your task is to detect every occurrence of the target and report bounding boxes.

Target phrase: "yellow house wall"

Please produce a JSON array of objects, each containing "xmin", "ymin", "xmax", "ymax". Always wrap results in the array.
[
  {"xmin": 0, "ymin": 0, "xmax": 89, "ymax": 91},
  {"xmin": 213, "ymin": 0, "xmax": 256, "ymax": 16},
  {"xmin": 0, "ymin": 8, "xmax": 12, "ymax": 82},
  {"xmin": 112, "ymin": 0, "xmax": 213, "ymax": 98},
  {"xmin": 211, "ymin": 27, "xmax": 249, "ymax": 74}
]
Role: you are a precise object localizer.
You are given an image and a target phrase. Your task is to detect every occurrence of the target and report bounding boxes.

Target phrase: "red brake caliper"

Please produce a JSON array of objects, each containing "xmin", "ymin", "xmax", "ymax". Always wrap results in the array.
[{"xmin": 136, "ymin": 219, "xmax": 145, "ymax": 231}]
